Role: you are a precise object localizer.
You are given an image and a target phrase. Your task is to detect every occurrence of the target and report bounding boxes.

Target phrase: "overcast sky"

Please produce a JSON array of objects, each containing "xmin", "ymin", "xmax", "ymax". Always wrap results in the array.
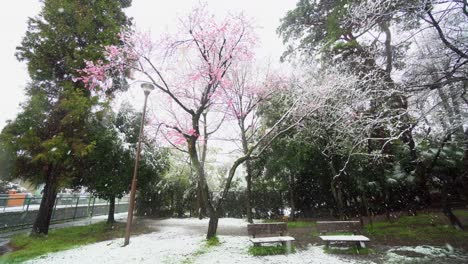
[{"xmin": 0, "ymin": 0, "xmax": 296, "ymax": 130}]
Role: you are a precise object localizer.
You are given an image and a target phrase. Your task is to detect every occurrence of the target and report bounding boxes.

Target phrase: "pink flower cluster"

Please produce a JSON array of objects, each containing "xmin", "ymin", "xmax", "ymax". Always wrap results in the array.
[{"xmin": 74, "ymin": 31, "xmax": 140, "ymax": 91}]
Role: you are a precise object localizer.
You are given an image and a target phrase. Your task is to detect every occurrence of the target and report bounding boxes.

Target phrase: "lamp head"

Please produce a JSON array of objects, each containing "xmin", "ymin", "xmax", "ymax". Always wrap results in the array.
[{"xmin": 141, "ymin": 82, "xmax": 155, "ymax": 95}]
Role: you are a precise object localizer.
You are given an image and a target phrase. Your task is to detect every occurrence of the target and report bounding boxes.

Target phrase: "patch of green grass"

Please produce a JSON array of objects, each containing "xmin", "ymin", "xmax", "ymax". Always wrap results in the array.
[
  {"xmin": 0, "ymin": 222, "xmax": 153, "ymax": 263},
  {"xmin": 311, "ymin": 231, "xmax": 353, "ymax": 238},
  {"xmin": 454, "ymin": 209, "xmax": 468, "ymax": 218},
  {"xmin": 262, "ymin": 219, "xmax": 317, "ymax": 229},
  {"xmin": 287, "ymin": 221, "xmax": 316, "ymax": 228},
  {"xmin": 248, "ymin": 244, "xmax": 296, "ymax": 256},
  {"xmin": 181, "ymin": 236, "xmax": 221, "ymax": 263},
  {"xmin": 365, "ymin": 213, "xmax": 468, "ymax": 241},
  {"xmin": 324, "ymin": 245, "xmax": 373, "ymax": 255},
  {"xmin": 206, "ymin": 236, "xmax": 220, "ymax": 247},
  {"xmin": 179, "ymin": 258, "xmax": 194, "ymax": 264}
]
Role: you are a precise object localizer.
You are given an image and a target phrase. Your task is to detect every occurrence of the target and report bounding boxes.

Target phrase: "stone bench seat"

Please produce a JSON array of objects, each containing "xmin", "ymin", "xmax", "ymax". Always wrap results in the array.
[
  {"xmin": 247, "ymin": 222, "xmax": 295, "ymax": 248},
  {"xmin": 250, "ymin": 235, "xmax": 295, "ymax": 246},
  {"xmin": 316, "ymin": 221, "xmax": 370, "ymax": 248}
]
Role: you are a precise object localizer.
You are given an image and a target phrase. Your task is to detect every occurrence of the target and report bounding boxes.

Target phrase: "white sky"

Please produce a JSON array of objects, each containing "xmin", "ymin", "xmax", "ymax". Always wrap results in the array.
[{"xmin": 0, "ymin": 0, "xmax": 296, "ymax": 131}]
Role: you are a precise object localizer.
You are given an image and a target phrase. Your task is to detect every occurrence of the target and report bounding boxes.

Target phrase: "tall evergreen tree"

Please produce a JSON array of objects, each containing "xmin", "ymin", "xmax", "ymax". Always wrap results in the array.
[{"xmin": 0, "ymin": 0, "xmax": 131, "ymax": 235}]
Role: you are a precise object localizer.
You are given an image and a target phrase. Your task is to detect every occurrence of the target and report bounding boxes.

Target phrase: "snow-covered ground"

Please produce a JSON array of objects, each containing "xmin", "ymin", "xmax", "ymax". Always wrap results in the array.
[
  {"xmin": 385, "ymin": 245, "xmax": 468, "ymax": 264},
  {"xmin": 23, "ymin": 218, "xmax": 468, "ymax": 264},
  {"xmin": 25, "ymin": 218, "xmax": 367, "ymax": 264}
]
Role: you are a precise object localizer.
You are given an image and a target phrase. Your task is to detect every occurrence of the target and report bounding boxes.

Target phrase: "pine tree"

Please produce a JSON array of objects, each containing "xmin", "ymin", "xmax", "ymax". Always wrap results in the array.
[{"xmin": 0, "ymin": 0, "xmax": 131, "ymax": 235}]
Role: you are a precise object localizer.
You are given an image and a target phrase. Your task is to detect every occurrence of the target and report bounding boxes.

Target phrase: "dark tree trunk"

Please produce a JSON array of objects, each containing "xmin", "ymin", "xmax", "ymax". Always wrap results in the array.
[
  {"xmin": 197, "ymin": 183, "xmax": 206, "ymax": 219},
  {"xmin": 441, "ymin": 174, "xmax": 464, "ymax": 230},
  {"xmin": 288, "ymin": 173, "xmax": 296, "ymax": 221},
  {"xmin": 107, "ymin": 196, "xmax": 116, "ymax": 224},
  {"xmin": 415, "ymin": 164, "xmax": 431, "ymax": 206},
  {"xmin": 328, "ymin": 158, "xmax": 345, "ymax": 219},
  {"xmin": 187, "ymin": 136, "xmax": 218, "ymax": 238},
  {"xmin": 245, "ymin": 161, "xmax": 253, "ymax": 223},
  {"xmin": 240, "ymin": 120, "xmax": 254, "ymax": 224},
  {"xmin": 31, "ymin": 166, "xmax": 58, "ymax": 236},
  {"xmin": 458, "ymin": 128, "xmax": 468, "ymax": 204},
  {"xmin": 360, "ymin": 195, "xmax": 372, "ymax": 227},
  {"xmin": 207, "ymin": 214, "xmax": 219, "ymax": 239}
]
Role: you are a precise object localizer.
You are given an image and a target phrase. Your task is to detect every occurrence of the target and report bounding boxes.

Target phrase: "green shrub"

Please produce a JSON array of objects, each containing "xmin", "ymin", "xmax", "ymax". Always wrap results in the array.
[
  {"xmin": 248, "ymin": 244, "xmax": 295, "ymax": 256},
  {"xmin": 324, "ymin": 245, "xmax": 373, "ymax": 255}
]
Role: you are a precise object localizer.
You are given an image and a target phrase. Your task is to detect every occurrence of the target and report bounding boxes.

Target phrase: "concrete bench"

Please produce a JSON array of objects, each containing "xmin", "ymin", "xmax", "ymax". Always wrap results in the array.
[
  {"xmin": 247, "ymin": 222, "xmax": 295, "ymax": 247},
  {"xmin": 316, "ymin": 221, "xmax": 370, "ymax": 248}
]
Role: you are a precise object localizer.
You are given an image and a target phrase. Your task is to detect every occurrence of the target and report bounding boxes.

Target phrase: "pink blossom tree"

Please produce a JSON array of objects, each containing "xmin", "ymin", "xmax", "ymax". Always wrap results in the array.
[
  {"xmin": 76, "ymin": 5, "xmax": 315, "ymax": 238},
  {"xmin": 76, "ymin": 5, "xmax": 259, "ymax": 238}
]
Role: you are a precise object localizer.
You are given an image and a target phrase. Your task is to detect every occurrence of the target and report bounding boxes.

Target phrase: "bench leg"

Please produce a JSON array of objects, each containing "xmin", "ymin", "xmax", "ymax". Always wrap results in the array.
[
  {"xmin": 285, "ymin": 241, "xmax": 292, "ymax": 254},
  {"xmin": 356, "ymin": 241, "xmax": 366, "ymax": 249},
  {"xmin": 325, "ymin": 241, "xmax": 330, "ymax": 248}
]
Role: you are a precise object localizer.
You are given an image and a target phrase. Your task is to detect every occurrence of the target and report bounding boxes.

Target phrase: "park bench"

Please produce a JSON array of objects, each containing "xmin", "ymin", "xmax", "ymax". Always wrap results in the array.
[
  {"xmin": 316, "ymin": 221, "xmax": 370, "ymax": 248},
  {"xmin": 247, "ymin": 222, "xmax": 295, "ymax": 247}
]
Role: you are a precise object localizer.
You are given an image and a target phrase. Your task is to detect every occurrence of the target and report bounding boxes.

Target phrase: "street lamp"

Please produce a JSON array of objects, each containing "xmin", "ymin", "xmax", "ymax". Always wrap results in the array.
[{"xmin": 124, "ymin": 82, "xmax": 155, "ymax": 246}]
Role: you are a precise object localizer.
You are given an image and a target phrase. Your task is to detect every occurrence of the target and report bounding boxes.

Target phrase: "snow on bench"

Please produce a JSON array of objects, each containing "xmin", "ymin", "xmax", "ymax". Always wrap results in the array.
[
  {"xmin": 316, "ymin": 221, "xmax": 370, "ymax": 248},
  {"xmin": 247, "ymin": 222, "xmax": 295, "ymax": 247},
  {"xmin": 250, "ymin": 236, "xmax": 295, "ymax": 244}
]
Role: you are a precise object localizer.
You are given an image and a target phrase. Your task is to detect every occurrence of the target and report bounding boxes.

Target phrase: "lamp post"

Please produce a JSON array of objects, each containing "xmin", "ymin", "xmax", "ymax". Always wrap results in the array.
[{"xmin": 124, "ymin": 82, "xmax": 155, "ymax": 246}]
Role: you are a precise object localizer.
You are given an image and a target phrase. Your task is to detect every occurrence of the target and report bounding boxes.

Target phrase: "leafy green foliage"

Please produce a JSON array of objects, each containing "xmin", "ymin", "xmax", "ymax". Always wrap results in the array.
[
  {"xmin": 287, "ymin": 221, "xmax": 317, "ymax": 228},
  {"xmin": 1, "ymin": 0, "xmax": 132, "ymax": 184},
  {"xmin": 248, "ymin": 244, "xmax": 295, "ymax": 256},
  {"xmin": 80, "ymin": 103, "xmax": 168, "ymax": 205},
  {"xmin": 324, "ymin": 246, "xmax": 374, "ymax": 255},
  {"xmin": 277, "ymin": 0, "xmax": 351, "ymax": 60}
]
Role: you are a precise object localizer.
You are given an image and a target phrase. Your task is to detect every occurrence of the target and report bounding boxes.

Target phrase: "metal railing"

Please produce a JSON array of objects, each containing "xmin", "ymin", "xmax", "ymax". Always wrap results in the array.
[{"xmin": 0, "ymin": 194, "xmax": 129, "ymax": 232}]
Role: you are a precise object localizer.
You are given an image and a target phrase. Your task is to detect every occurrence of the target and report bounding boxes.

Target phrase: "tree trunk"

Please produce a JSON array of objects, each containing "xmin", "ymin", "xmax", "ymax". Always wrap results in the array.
[
  {"xmin": 239, "ymin": 119, "xmax": 254, "ymax": 223},
  {"xmin": 441, "ymin": 176, "xmax": 464, "ymax": 230},
  {"xmin": 31, "ymin": 166, "xmax": 58, "ymax": 236},
  {"xmin": 107, "ymin": 196, "xmax": 116, "ymax": 224},
  {"xmin": 245, "ymin": 160, "xmax": 253, "ymax": 223},
  {"xmin": 329, "ymin": 160, "xmax": 345, "ymax": 219},
  {"xmin": 187, "ymin": 135, "xmax": 218, "ymax": 238},
  {"xmin": 288, "ymin": 173, "xmax": 296, "ymax": 221},
  {"xmin": 197, "ymin": 183, "xmax": 206, "ymax": 219},
  {"xmin": 361, "ymin": 195, "xmax": 372, "ymax": 227},
  {"xmin": 206, "ymin": 213, "xmax": 219, "ymax": 239},
  {"xmin": 415, "ymin": 164, "xmax": 431, "ymax": 206},
  {"xmin": 458, "ymin": 128, "xmax": 468, "ymax": 204}
]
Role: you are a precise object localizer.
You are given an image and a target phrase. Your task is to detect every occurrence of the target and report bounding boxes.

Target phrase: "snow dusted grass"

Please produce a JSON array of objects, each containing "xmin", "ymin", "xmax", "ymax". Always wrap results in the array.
[
  {"xmin": 8, "ymin": 217, "xmax": 467, "ymax": 264},
  {"xmin": 194, "ymin": 236, "xmax": 367, "ymax": 264},
  {"xmin": 323, "ymin": 245, "xmax": 373, "ymax": 255},
  {"xmin": 384, "ymin": 245, "xmax": 468, "ymax": 263},
  {"xmin": 25, "ymin": 226, "xmax": 202, "ymax": 264},
  {"xmin": 1, "ymin": 221, "xmax": 154, "ymax": 263}
]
